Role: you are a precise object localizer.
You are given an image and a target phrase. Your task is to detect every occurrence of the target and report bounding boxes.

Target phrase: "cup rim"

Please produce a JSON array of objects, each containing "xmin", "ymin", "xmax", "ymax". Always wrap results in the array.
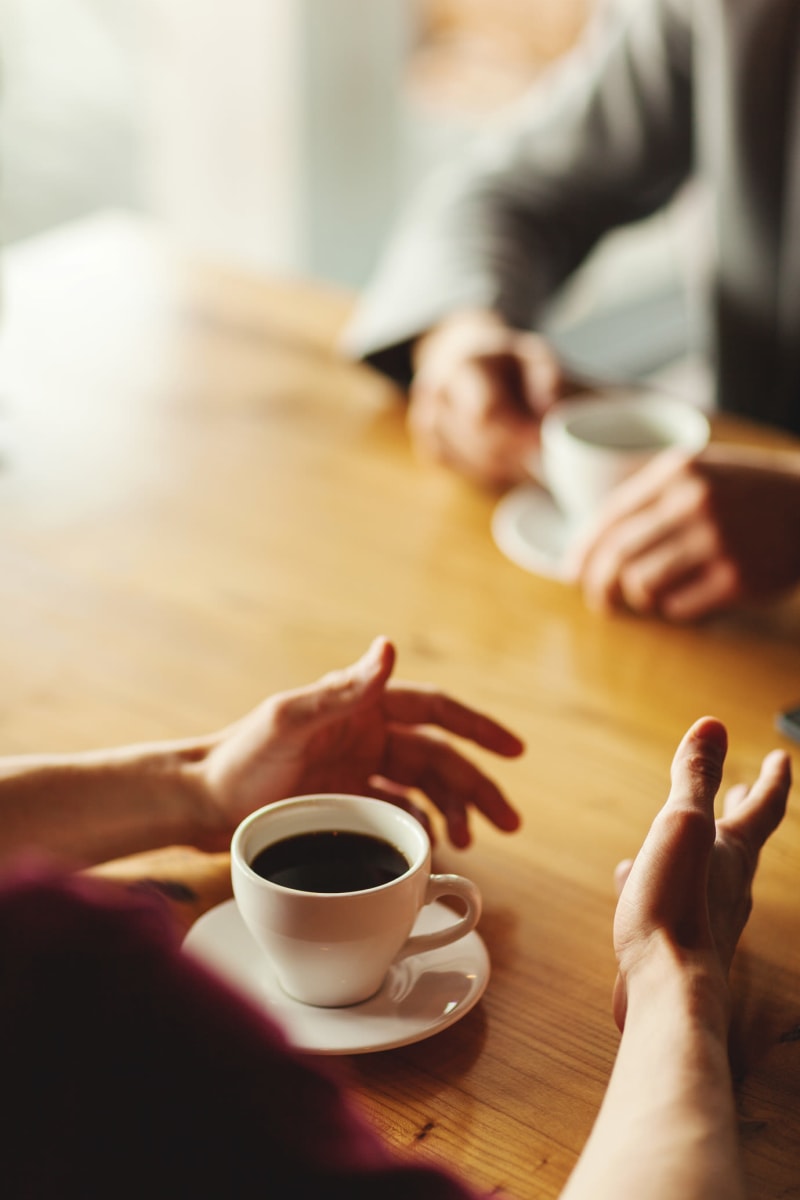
[
  {"xmin": 230, "ymin": 793, "xmax": 429, "ymax": 897},
  {"xmin": 541, "ymin": 391, "xmax": 710, "ymax": 455}
]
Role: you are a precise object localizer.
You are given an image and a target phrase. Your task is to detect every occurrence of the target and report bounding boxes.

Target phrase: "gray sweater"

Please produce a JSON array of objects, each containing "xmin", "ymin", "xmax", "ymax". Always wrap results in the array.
[{"xmin": 344, "ymin": 0, "xmax": 800, "ymax": 434}]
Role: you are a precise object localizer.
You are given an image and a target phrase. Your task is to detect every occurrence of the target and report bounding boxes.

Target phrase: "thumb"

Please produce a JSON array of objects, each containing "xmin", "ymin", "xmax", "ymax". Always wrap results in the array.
[
  {"xmin": 668, "ymin": 716, "xmax": 727, "ymax": 817},
  {"xmin": 271, "ymin": 637, "xmax": 396, "ymax": 736},
  {"xmin": 657, "ymin": 716, "xmax": 727, "ymax": 904},
  {"xmin": 638, "ymin": 717, "xmax": 726, "ymax": 944}
]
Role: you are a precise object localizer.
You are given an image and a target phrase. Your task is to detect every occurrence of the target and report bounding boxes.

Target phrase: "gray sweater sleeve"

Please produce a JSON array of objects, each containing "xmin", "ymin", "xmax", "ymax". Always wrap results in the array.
[{"xmin": 342, "ymin": 0, "xmax": 695, "ymax": 386}]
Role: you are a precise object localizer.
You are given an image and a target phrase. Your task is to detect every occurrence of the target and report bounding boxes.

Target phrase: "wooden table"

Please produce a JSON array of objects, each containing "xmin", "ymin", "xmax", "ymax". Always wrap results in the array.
[{"xmin": 2, "ymin": 213, "xmax": 800, "ymax": 1199}]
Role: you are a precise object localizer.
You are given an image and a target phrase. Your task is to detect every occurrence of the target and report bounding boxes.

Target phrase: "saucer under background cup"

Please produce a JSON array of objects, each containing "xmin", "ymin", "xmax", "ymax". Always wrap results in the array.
[
  {"xmin": 492, "ymin": 388, "xmax": 710, "ymax": 580},
  {"xmin": 491, "ymin": 482, "xmax": 576, "ymax": 580}
]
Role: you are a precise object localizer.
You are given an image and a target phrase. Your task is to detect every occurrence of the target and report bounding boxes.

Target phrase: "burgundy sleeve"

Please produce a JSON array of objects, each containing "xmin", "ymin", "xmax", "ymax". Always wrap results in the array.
[{"xmin": 0, "ymin": 861, "xmax": 485, "ymax": 1200}]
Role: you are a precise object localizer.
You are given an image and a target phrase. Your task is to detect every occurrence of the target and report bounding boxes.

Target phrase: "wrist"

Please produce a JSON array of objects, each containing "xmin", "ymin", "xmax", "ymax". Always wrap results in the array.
[
  {"xmin": 165, "ymin": 746, "xmax": 233, "ymax": 852},
  {"xmin": 74, "ymin": 739, "xmax": 222, "ymax": 857},
  {"xmin": 622, "ymin": 938, "xmax": 731, "ymax": 1042},
  {"xmin": 0, "ymin": 741, "xmax": 217, "ymax": 867},
  {"xmin": 97, "ymin": 741, "xmax": 216, "ymax": 854},
  {"xmin": 570, "ymin": 941, "xmax": 745, "ymax": 1200}
]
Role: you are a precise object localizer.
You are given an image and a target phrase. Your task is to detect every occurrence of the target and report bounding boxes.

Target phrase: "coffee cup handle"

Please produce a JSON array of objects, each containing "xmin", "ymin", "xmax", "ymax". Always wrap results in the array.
[{"xmin": 396, "ymin": 873, "xmax": 482, "ymax": 959}]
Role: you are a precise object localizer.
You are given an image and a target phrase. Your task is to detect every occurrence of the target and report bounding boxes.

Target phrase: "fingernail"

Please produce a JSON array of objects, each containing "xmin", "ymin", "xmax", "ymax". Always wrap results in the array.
[{"xmin": 693, "ymin": 716, "xmax": 728, "ymax": 754}]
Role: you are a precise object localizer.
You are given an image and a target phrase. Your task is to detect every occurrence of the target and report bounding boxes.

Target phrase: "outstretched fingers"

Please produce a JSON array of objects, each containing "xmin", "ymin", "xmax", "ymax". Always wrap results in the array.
[
  {"xmin": 382, "ymin": 685, "xmax": 525, "ymax": 757},
  {"xmin": 366, "ymin": 777, "xmax": 436, "ymax": 844},
  {"xmin": 381, "ymin": 727, "xmax": 521, "ymax": 847},
  {"xmin": 613, "ymin": 721, "xmax": 790, "ymax": 1032},
  {"xmin": 722, "ymin": 748, "xmax": 791, "ymax": 856}
]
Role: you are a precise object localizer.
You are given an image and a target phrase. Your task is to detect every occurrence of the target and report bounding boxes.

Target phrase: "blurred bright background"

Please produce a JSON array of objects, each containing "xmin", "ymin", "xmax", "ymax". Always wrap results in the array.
[{"xmin": 1, "ymin": 0, "xmax": 710, "ymax": 384}]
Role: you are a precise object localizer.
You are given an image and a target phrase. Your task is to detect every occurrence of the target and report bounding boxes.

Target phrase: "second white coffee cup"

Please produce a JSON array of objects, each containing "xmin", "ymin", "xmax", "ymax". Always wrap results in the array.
[
  {"xmin": 533, "ymin": 390, "xmax": 710, "ymax": 523},
  {"xmin": 231, "ymin": 794, "xmax": 482, "ymax": 1008}
]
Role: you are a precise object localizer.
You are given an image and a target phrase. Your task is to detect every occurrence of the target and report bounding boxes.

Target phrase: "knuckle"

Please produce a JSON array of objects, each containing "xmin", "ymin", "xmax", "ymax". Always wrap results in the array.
[
  {"xmin": 682, "ymin": 747, "xmax": 724, "ymax": 790},
  {"xmin": 266, "ymin": 695, "xmax": 294, "ymax": 734},
  {"xmin": 657, "ymin": 804, "xmax": 716, "ymax": 852}
]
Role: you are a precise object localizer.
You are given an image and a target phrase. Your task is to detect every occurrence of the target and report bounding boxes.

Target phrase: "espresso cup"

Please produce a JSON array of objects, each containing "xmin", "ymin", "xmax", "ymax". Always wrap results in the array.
[
  {"xmin": 231, "ymin": 794, "xmax": 482, "ymax": 1008},
  {"xmin": 533, "ymin": 390, "xmax": 710, "ymax": 524}
]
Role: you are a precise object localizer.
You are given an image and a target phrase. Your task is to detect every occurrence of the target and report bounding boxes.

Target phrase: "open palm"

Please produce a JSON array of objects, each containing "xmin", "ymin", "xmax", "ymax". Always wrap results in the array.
[
  {"xmin": 198, "ymin": 637, "xmax": 523, "ymax": 850},
  {"xmin": 612, "ymin": 717, "xmax": 790, "ymax": 1029}
]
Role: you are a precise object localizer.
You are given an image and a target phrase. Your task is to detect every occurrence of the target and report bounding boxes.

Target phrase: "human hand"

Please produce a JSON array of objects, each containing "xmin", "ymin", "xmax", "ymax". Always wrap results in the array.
[
  {"xmin": 612, "ymin": 717, "xmax": 790, "ymax": 1031},
  {"xmin": 194, "ymin": 636, "xmax": 523, "ymax": 851},
  {"xmin": 409, "ymin": 309, "xmax": 566, "ymax": 488},
  {"xmin": 568, "ymin": 444, "xmax": 800, "ymax": 621}
]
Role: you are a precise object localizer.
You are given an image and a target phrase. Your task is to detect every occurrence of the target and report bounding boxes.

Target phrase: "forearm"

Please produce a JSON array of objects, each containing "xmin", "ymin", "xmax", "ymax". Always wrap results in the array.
[
  {"xmin": 560, "ymin": 956, "xmax": 745, "ymax": 1200},
  {"xmin": 0, "ymin": 740, "xmax": 214, "ymax": 868}
]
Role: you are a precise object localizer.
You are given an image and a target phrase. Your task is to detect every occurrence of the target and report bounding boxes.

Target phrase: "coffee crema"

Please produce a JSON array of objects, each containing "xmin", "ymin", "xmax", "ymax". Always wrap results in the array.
[{"xmin": 249, "ymin": 830, "xmax": 410, "ymax": 893}]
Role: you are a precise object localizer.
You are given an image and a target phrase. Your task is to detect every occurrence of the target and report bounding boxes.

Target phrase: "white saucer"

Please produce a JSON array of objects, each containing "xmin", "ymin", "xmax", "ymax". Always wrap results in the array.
[
  {"xmin": 491, "ymin": 482, "xmax": 577, "ymax": 580},
  {"xmin": 183, "ymin": 899, "xmax": 490, "ymax": 1055}
]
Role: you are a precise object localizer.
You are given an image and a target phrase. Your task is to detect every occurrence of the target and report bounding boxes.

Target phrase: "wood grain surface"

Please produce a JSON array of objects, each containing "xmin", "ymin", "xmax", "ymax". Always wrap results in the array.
[{"xmin": 2, "ymin": 213, "xmax": 799, "ymax": 1199}]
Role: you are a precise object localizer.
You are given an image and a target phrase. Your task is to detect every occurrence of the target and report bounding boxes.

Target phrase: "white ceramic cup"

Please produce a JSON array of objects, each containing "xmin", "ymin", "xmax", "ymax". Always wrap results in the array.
[
  {"xmin": 533, "ymin": 390, "xmax": 710, "ymax": 524},
  {"xmin": 231, "ymin": 794, "xmax": 482, "ymax": 1008}
]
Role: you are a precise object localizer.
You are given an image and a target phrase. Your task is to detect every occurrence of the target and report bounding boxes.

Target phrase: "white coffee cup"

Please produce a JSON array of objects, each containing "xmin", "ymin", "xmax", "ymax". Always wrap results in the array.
[
  {"xmin": 231, "ymin": 794, "xmax": 482, "ymax": 1008},
  {"xmin": 533, "ymin": 390, "xmax": 710, "ymax": 523}
]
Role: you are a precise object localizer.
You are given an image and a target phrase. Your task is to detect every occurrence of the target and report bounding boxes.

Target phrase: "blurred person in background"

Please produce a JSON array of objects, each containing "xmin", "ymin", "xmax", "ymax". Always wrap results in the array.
[{"xmin": 345, "ymin": 0, "xmax": 800, "ymax": 623}]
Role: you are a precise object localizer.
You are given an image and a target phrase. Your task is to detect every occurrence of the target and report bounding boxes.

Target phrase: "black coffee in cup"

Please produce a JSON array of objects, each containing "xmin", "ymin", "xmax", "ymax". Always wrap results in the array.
[{"xmin": 250, "ymin": 830, "xmax": 410, "ymax": 893}]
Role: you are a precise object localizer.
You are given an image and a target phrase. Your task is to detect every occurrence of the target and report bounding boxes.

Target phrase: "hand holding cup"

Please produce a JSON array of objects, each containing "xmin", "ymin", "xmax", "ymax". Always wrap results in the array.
[{"xmin": 531, "ymin": 389, "xmax": 710, "ymax": 527}]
